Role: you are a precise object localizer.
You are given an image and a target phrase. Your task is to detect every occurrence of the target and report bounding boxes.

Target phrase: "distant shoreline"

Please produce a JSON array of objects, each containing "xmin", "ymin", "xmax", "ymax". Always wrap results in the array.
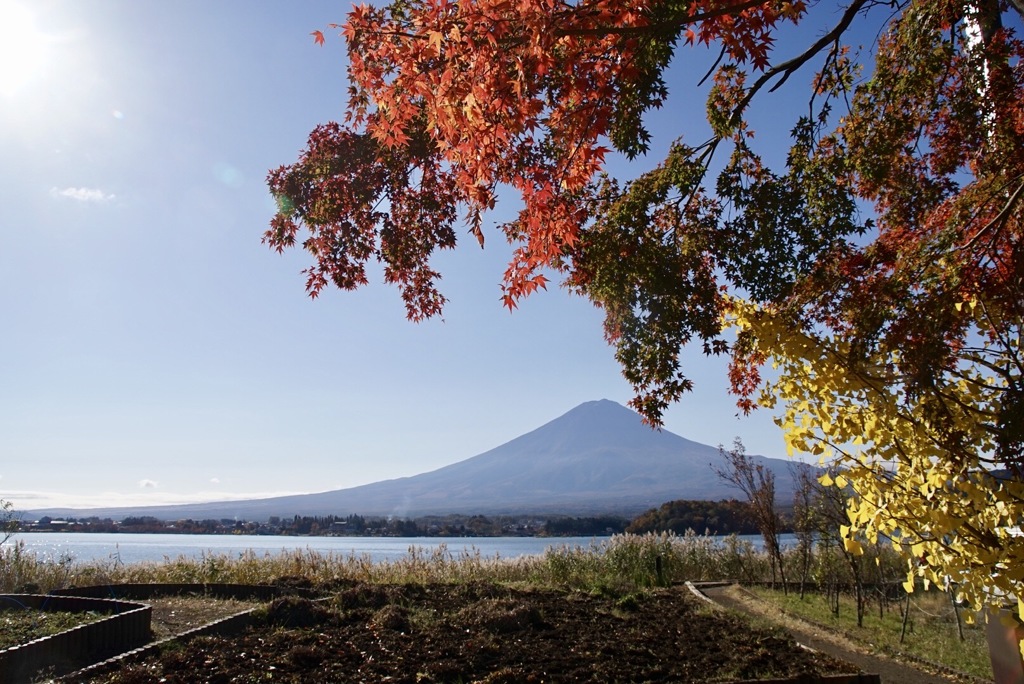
[{"xmin": 14, "ymin": 511, "xmax": 632, "ymax": 539}]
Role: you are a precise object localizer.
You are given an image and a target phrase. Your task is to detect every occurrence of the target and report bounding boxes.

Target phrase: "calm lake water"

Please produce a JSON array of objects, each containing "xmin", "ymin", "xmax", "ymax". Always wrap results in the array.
[
  {"xmin": 9, "ymin": 532, "xmax": 790, "ymax": 566},
  {"xmin": 10, "ymin": 532, "xmax": 605, "ymax": 565}
]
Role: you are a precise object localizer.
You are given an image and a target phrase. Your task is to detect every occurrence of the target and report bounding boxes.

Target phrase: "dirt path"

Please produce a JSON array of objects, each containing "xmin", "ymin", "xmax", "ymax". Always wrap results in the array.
[{"xmin": 694, "ymin": 583, "xmax": 985, "ymax": 684}]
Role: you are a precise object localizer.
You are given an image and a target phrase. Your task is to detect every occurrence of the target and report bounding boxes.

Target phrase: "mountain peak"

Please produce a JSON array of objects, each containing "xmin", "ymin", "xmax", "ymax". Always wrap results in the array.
[
  {"xmin": 25, "ymin": 399, "xmax": 799, "ymax": 520},
  {"xmin": 569, "ymin": 398, "xmax": 632, "ymax": 412}
]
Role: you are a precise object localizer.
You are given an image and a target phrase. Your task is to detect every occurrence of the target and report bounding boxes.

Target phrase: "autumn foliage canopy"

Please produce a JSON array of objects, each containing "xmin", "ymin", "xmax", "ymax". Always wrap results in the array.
[{"xmin": 268, "ymin": 0, "xmax": 1024, "ymax": 610}]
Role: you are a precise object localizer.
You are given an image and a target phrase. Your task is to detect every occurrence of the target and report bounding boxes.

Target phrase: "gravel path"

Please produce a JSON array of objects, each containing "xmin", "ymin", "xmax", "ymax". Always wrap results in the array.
[{"xmin": 693, "ymin": 583, "xmax": 985, "ymax": 684}]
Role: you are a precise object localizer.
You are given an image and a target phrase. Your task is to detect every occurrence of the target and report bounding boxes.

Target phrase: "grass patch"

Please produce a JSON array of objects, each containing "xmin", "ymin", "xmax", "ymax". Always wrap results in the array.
[
  {"xmin": 748, "ymin": 586, "xmax": 993, "ymax": 680},
  {"xmin": 0, "ymin": 606, "xmax": 106, "ymax": 650}
]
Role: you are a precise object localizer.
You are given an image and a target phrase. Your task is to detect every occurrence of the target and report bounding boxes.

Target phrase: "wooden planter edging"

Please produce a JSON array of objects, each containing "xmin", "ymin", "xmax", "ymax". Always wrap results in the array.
[
  {"xmin": 62, "ymin": 605, "xmax": 262, "ymax": 682},
  {"xmin": 37, "ymin": 583, "xmax": 317, "ymax": 682},
  {"xmin": 49, "ymin": 581, "xmax": 303, "ymax": 601},
  {"xmin": 0, "ymin": 594, "xmax": 151, "ymax": 684}
]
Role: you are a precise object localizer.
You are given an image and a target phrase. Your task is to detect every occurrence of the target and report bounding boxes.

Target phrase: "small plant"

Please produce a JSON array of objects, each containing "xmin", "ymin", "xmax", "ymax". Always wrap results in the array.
[
  {"xmin": 1, "ymin": 499, "xmax": 18, "ymax": 546},
  {"xmin": 615, "ymin": 591, "xmax": 648, "ymax": 612}
]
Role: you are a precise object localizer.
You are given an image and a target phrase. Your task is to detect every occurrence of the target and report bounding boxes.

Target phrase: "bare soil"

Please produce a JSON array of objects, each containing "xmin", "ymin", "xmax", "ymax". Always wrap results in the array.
[
  {"xmin": 85, "ymin": 581, "xmax": 860, "ymax": 683},
  {"xmin": 146, "ymin": 595, "xmax": 264, "ymax": 641}
]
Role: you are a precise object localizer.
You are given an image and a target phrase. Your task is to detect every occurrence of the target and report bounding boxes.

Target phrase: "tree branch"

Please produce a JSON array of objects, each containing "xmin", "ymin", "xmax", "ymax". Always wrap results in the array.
[
  {"xmin": 555, "ymin": 0, "xmax": 775, "ymax": 39},
  {"xmin": 730, "ymin": 0, "xmax": 870, "ymax": 124},
  {"xmin": 963, "ymin": 176, "xmax": 1024, "ymax": 251}
]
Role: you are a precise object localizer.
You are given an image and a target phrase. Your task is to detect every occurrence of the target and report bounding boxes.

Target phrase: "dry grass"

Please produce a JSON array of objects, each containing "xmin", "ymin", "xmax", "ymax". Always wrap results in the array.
[
  {"xmin": 4, "ymin": 532, "xmax": 766, "ymax": 592},
  {"xmin": 0, "ymin": 606, "xmax": 106, "ymax": 650},
  {"xmin": 748, "ymin": 586, "xmax": 993, "ymax": 680}
]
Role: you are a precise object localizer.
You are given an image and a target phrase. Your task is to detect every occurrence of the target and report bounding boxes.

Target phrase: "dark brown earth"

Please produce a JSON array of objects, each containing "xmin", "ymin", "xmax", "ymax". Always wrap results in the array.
[{"xmin": 84, "ymin": 581, "xmax": 861, "ymax": 683}]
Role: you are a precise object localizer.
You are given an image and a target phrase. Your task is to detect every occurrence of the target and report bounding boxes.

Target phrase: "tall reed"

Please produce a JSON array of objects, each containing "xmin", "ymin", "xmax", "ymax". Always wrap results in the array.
[{"xmin": 1, "ymin": 531, "xmax": 904, "ymax": 595}]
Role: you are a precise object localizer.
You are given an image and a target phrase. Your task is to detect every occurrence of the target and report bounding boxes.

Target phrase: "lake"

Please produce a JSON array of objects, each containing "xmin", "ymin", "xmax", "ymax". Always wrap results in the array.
[
  {"xmin": 9, "ymin": 532, "xmax": 606, "ymax": 565},
  {"xmin": 8, "ymin": 531, "xmax": 791, "ymax": 566}
]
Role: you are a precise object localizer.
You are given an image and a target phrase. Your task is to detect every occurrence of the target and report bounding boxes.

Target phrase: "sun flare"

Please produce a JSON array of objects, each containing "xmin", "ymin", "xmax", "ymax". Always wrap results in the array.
[{"xmin": 0, "ymin": 1, "xmax": 48, "ymax": 96}]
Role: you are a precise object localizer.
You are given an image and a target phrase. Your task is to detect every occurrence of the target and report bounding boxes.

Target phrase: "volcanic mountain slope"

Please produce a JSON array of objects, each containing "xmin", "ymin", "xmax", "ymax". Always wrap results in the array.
[{"xmin": 27, "ymin": 400, "xmax": 800, "ymax": 521}]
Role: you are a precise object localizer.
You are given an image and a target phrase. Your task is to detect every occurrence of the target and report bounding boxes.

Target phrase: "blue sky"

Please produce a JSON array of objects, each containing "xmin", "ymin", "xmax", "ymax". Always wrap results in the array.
[{"xmin": 0, "ymin": 0, "xmax": 817, "ymax": 511}]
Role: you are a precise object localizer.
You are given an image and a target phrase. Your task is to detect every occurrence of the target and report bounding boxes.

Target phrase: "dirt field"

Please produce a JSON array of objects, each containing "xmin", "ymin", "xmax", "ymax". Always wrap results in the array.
[{"xmin": 85, "ymin": 581, "xmax": 860, "ymax": 683}]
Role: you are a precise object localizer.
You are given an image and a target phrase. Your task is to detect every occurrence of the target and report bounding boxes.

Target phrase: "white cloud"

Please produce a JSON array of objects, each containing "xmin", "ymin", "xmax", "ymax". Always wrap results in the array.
[
  {"xmin": 138, "ymin": 479, "xmax": 158, "ymax": 489},
  {"xmin": 49, "ymin": 186, "xmax": 115, "ymax": 203},
  {"xmin": 210, "ymin": 477, "xmax": 221, "ymax": 484}
]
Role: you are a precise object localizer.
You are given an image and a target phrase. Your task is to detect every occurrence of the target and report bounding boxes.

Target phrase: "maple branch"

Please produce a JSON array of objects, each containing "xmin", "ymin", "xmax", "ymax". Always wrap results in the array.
[
  {"xmin": 554, "ymin": 0, "xmax": 774, "ymax": 39},
  {"xmin": 962, "ymin": 175, "xmax": 1024, "ymax": 251},
  {"xmin": 698, "ymin": 44, "xmax": 729, "ymax": 87},
  {"xmin": 730, "ymin": 0, "xmax": 869, "ymax": 125},
  {"xmin": 681, "ymin": 138, "xmax": 720, "ymax": 212},
  {"xmin": 354, "ymin": 0, "xmax": 774, "ymax": 56},
  {"xmin": 806, "ymin": 38, "xmax": 839, "ymax": 114}
]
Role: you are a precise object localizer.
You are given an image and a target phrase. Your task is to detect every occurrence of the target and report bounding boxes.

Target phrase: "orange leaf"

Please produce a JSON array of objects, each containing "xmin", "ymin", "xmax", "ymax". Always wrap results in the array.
[
  {"xmin": 470, "ymin": 224, "xmax": 485, "ymax": 248},
  {"xmin": 428, "ymin": 30, "xmax": 444, "ymax": 52}
]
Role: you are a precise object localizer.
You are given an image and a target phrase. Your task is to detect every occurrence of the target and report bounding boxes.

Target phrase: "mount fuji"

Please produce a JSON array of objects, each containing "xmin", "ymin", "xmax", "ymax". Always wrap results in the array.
[{"xmin": 26, "ymin": 400, "xmax": 800, "ymax": 521}]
